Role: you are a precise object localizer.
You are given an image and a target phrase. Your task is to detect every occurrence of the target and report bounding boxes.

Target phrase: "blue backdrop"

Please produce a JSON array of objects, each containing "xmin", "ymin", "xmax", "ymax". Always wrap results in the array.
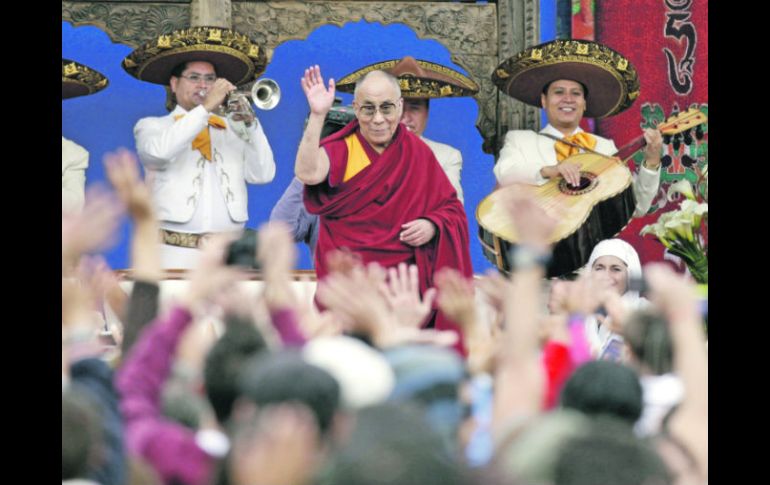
[{"xmin": 63, "ymin": 7, "xmax": 555, "ymax": 272}]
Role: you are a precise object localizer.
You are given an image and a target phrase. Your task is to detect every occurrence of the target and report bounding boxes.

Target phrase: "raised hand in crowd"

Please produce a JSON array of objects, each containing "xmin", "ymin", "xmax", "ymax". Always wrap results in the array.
[
  {"xmin": 104, "ymin": 148, "xmax": 162, "ymax": 280},
  {"xmin": 316, "ymin": 262, "xmax": 393, "ymax": 345},
  {"xmin": 317, "ymin": 261, "xmax": 455, "ymax": 349},
  {"xmin": 62, "ymin": 185, "xmax": 124, "ymax": 274},
  {"xmin": 434, "ymin": 267, "xmax": 496, "ymax": 375},
  {"xmin": 476, "ymin": 269, "xmax": 508, "ymax": 315},
  {"xmin": 562, "ymin": 272, "xmax": 604, "ymax": 316},
  {"xmin": 296, "ymin": 275, "xmax": 343, "ymax": 340},
  {"xmin": 644, "ymin": 263, "xmax": 708, "ymax": 482},
  {"xmin": 493, "ymin": 185, "xmax": 559, "ymax": 428},
  {"xmin": 104, "ymin": 148, "xmax": 155, "ymax": 222},
  {"xmin": 103, "ymin": 148, "xmax": 165, "ymax": 356},
  {"xmin": 258, "ymin": 221, "xmax": 299, "ymax": 310},
  {"xmin": 181, "ymin": 234, "xmax": 244, "ymax": 311},
  {"xmin": 379, "ymin": 262, "xmax": 436, "ymax": 329},
  {"xmin": 325, "ymin": 248, "xmax": 363, "ymax": 276},
  {"xmin": 600, "ymin": 288, "xmax": 631, "ymax": 335}
]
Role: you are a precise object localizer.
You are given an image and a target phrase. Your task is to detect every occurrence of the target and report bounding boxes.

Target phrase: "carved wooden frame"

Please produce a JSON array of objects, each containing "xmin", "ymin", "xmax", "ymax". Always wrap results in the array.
[{"xmin": 62, "ymin": 0, "xmax": 539, "ymax": 155}]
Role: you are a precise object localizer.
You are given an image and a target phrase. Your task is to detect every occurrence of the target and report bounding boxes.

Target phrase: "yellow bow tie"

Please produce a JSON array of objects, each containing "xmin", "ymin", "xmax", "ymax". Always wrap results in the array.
[
  {"xmin": 555, "ymin": 132, "xmax": 597, "ymax": 162},
  {"xmin": 174, "ymin": 114, "xmax": 227, "ymax": 161}
]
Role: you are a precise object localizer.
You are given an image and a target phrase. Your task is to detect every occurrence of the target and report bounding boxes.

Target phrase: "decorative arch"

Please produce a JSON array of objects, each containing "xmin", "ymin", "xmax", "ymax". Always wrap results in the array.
[{"xmin": 62, "ymin": 0, "xmax": 540, "ymax": 155}]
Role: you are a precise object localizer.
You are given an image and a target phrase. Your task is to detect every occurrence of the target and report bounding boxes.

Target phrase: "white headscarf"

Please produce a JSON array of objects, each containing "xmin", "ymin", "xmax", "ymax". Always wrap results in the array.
[
  {"xmin": 586, "ymin": 238, "xmax": 643, "ymax": 300},
  {"xmin": 584, "ymin": 238, "xmax": 647, "ymax": 357}
]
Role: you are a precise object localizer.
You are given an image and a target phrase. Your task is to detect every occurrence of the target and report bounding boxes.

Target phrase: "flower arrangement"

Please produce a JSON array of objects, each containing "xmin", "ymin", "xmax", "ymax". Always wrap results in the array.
[{"xmin": 640, "ymin": 166, "xmax": 708, "ymax": 283}]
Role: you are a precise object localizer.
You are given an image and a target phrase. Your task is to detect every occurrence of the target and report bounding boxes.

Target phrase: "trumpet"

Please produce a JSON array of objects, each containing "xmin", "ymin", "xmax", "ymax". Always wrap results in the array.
[{"xmin": 199, "ymin": 78, "xmax": 281, "ymax": 125}]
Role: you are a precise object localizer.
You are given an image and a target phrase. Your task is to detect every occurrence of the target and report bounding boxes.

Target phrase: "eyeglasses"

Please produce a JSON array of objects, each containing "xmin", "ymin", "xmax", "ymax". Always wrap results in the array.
[
  {"xmin": 179, "ymin": 73, "xmax": 217, "ymax": 84},
  {"xmin": 357, "ymin": 102, "xmax": 399, "ymax": 119}
]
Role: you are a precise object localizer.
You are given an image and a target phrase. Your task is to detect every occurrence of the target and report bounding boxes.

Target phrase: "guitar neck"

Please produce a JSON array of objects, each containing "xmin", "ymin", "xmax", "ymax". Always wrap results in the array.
[
  {"xmin": 613, "ymin": 134, "xmax": 646, "ymax": 163},
  {"xmin": 612, "ymin": 108, "xmax": 707, "ymax": 163}
]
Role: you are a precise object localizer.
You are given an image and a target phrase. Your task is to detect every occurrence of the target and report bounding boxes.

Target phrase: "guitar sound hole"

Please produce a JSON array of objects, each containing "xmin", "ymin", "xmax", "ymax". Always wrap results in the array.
[{"xmin": 558, "ymin": 172, "xmax": 597, "ymax": 195}]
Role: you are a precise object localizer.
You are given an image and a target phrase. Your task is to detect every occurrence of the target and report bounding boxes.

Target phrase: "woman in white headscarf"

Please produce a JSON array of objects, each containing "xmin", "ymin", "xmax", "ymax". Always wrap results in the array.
[{"xmin": 583, "ymin": 238, "xmax": 649, "ymax": 358}]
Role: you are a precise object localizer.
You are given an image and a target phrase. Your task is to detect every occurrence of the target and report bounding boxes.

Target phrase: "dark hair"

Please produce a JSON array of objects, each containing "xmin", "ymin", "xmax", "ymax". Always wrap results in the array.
[
  {"xmin": 560, "ymin": 361, "xmax": 643, "ymax": 425},
  {"xmin": 623, "ymin": 309, "xmax": 674, "ymax": 375},
  {"xmin": 554, "ymin": 416, "xmax": 671, "ymax": 485},
  {"xmin": 203, "ymin": 314, "xmax": 268, "ymax": 424},
  {"xmin": 384, "ymin": 345, "xmax": 467, "ymax": 455},
  {"xmin": 320, "ymin": 403, "xmax": 469, "ymax": 485},
  {"xmin": 170, "ymin": 62, "xmax": 190, "ymax": 81},
  {"xmin": 542, "ymin": 79, "xmax": 589, "ymax": 100},
  {"xmin": 62, "ymin": 389, "xmax": 102, "ymax": 480},
  {"xmin": 161, "ymin": 379, "xmax": 212, "ymax": 430},
  {"xmin": 237, "ymin": 350, "xmax": 341, "ymax": 435},
  {"xmin": 404, "ymin": 97, "xmax": 430, "ymax": 109},
  {"xmin": 169, "ymin": 61, "xmax": 217, "ymax": 82}
]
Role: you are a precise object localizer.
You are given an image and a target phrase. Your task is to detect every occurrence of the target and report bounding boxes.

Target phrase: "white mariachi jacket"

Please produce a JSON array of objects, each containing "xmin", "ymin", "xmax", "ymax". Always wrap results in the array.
[{"xmin": 134, "ymin": 104, "xmax": 275, "ymax": 224}]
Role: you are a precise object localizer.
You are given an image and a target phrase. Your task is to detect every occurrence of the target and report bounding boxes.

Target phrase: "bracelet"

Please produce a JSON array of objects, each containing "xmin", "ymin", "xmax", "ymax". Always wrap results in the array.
[
  {"xmin": 508, "ymin": 245, "xmax": 551, "ymax": 271},
  {"xmin": 642, "ymin": 159, "xmax": 661, "ymax": 170}
]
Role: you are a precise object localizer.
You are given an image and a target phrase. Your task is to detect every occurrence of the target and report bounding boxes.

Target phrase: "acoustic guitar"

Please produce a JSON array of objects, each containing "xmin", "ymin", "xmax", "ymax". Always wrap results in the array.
[{"xmin": 476, "ymin": 108, "xmax": 707, "ymax": 277}]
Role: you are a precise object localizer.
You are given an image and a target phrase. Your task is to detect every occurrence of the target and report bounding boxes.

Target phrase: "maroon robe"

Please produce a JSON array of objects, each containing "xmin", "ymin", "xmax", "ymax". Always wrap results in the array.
[{"xmin": 304, "ymin": 120, "xmax": 473, "ymax": 355}]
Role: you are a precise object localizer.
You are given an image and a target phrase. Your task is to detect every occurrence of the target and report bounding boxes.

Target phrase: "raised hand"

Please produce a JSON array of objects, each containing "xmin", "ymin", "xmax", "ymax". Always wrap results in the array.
[
  {"xmin": 562, "ymin": 273, "xmax": 604, "ymax": 316},
  {"xmin": 642, "ymin": 128, "xmax": 663, "ymax": 169},
  {"xmin": 644, "ymin": 263, "xmax": 700, "ymax": 322},
  {"xmin": 62, "ymin": 185, "xmax": 124, "ymax": 271},
  {"xmin": 182, "ymin": 234, "xmax": 243, "ymax": 310},
  {"xmin": 434, "ymin": 267, "xmax": 475, "ymax": 329},
  {"xmin": 300, "ymin": 65, "xmax": 336, "ymax": 116},
  {"xmin": 316, "ymin": 264, "xmax": 393, "ymax": 340},
  {"xmin": 379, "ymin": 263, "xmax": 436, "ymax": 329},
  {"xmin": 103, "ymin": 148, "xmax": 155, "ymax": 222},
  {"xmin": 324, "ymin": 248, "xmax": 363, "ymax": 276},
  {"xmin": 476, "ymin": 269, "xmax": 509, "ymax": 314}
]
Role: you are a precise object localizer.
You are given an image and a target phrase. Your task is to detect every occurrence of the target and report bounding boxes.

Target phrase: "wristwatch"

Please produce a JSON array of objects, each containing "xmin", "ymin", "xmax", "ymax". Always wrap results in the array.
[{"xmin": 509, "ymin": 245, "xmax": 551, "ymax": 271}]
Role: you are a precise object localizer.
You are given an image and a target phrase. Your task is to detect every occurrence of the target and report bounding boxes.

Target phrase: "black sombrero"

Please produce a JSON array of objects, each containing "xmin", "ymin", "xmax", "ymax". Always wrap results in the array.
[
  {"xmin": 492, "ymin": 39, "xmax": 640, "ymax": 118},
  {"xmin": 62, "ymin": 59, "xmax": 109, "ymax": 100},
  {"xmin": 336, "ymin": 56, "xmax": 479, "ymax": 98},
  {"xmin": 122, "ymin": 26, "xmax": 267, "ymax": 86}
]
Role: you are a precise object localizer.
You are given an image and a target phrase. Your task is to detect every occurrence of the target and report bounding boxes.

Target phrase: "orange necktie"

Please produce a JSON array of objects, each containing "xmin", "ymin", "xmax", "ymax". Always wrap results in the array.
[
  {"xmin": 174, "ymin": 114, "xmax": 227, "ymax": 161},
  {"xmin": 554, "ymin": 132, "xmax": 597, "ymax": 162}
]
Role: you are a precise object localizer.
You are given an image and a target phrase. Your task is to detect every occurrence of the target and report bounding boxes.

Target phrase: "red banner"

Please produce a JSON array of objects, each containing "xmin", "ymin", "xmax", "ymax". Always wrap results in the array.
[{"xmin": 595, "ymin": 0, "xmax": 708, "ymax": 270}]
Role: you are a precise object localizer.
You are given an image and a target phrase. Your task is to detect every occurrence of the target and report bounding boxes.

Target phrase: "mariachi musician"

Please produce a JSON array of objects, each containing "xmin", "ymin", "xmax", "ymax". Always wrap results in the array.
[
  {"xmin": 478, "ymin": 39, "xmax": 664, "ymax": 276},
  {"xmin": 492, "ymin": 39, "xmax": 662, "ymax": 218}
]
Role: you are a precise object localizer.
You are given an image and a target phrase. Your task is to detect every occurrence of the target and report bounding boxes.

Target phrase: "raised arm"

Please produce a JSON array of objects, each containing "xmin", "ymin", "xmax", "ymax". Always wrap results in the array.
[
  {"xmin": 493, "ymin": 186, "xmax": 558, "ymax": 430},
  {"xmin": 294, "ymin": 65, "xmax": 335, "ymax": 185},
  {"xmin": 644, "ymin": 263, "xmax": 708, "ymax": 480},
  {"xmin": 103, "ymin": 148, "xmax": 163, "ymax": 354},
  {"xmin": 115, "ymin": 236, "xmax": 241, "ymax": 485},
  {"xmin": 257, "ymin": 221, "xmax": 308, "ymax": 347}
]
